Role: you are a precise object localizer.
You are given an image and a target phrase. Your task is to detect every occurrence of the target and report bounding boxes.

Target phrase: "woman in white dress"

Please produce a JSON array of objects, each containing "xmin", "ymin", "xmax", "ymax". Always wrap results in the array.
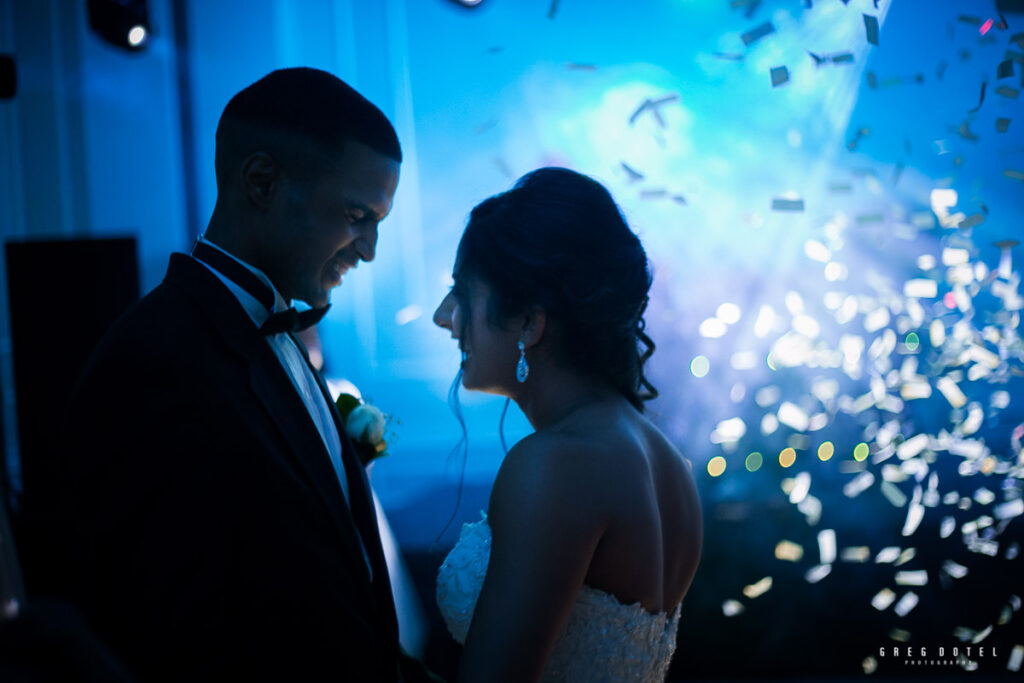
[{"xmin": 433, "ymin": 167, "xmax": 702, "ymax": 683}]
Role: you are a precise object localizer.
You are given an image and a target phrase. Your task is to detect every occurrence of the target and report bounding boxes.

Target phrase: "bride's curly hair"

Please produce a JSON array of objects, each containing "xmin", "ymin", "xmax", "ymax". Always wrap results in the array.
[{"xmin": 453, "ymin": 167, "xmax": 657, "ymax": 412}]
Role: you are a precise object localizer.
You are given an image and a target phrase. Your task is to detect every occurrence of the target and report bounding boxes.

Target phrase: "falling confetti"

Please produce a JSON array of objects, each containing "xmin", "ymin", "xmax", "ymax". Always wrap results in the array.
[
  {"xmin": 863, "ymin": 14, "xmax": 880, "ymax": 46},
  {"xmin": 968, "ymin": 81, "xmax": 987, "ymax": 112},
  {"xmin": 872, "ymin": 587, "xmax": 897, "ymax": 610},
  {"xmin": 771, "ymin": 197, "xmax": 804, "ymax": 211},
  {"xmin": 1009, "ymin": 645, "xmax": 1024, "ymax": 672},
  {"xmin": 770, "ymin": 66, "xmax": 790, "ymax": 87},
  {"xmin": 741, "ymin": 21, "xmax": 775, "ymax": 46},
  {"xmin": 895, "ymin": 570, "xmax": 928, "ymax": 586},
  {"xmin": 840, "ymin": 546, "xmax": 870, "ymax": 562},
  {"xmin": 942, "ymin": 559, "xmax": 969, "ymax": 579},
  {"xmin": 742, "ymin": 576, "xmax": 773, "ymax": 599},
  {"xmin": 722, "ymin": 599, "xmax": 745, "ymax": 617},
  {"xmin": 628, "ymin": 93, "xmax": 680, "ymax": 127},
  {"xmin": 689, "ymin": 5, "xmax": 1024, "ymax": 673},
  {"xmin": 847, "ymin": 126, "xmax": 870, "ymax": 149},
  {"xmin": 876, "ymin": 547, "xmax": 901, "ymax": 564},
  {"xmin": 893, "ymin": 591, "xmax": 919, "ymax": 617},
  {"xmin": 809, "ymin": 50, "xmax": 854, "ymax": 67},
  {"xmin": 805, "ymin": 564, "xmax": 832, "ymax": 583},
  {"xmin": 775, "ymin": 540, "xmax": 804, "ymax": 561}
]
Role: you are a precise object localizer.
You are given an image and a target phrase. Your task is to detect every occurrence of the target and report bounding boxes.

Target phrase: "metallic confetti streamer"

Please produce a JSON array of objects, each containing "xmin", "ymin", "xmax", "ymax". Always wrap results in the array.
[{"xmin": 742, "ymin": 576, "xmax": 773, "ymax": 599}]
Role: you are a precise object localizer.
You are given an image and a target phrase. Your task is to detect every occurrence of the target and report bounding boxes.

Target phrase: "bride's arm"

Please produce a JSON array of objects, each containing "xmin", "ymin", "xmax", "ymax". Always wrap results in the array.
[{"xmin": 458, "ymin": 433, "xmax": 606, "ymax": 683}]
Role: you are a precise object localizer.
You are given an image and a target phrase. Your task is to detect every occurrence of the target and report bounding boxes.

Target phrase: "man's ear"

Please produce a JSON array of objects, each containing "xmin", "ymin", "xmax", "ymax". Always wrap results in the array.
[
  {"xmin": 240, "ymin": 152, "xmax": 279, "ymax": 209},
  {"xmin": 520, "ymin": 306, "xmax": 547, "ymax": 349}
]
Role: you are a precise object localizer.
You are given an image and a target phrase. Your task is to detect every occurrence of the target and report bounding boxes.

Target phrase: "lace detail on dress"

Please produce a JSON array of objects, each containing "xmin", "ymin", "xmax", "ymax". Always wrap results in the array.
[{"xmin": 436, "ymin": 516, "xmax": 681, "ymax": 682}]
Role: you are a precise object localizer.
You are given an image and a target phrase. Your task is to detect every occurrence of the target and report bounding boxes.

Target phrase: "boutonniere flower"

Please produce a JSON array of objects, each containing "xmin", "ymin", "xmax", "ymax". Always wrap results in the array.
[{"xmin": 335, "ymin": 393, "xmax": 390, "ymax": 467}]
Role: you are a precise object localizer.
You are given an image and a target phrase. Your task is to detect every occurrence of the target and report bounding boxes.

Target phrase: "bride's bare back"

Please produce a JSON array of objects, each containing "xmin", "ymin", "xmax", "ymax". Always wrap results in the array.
[
  {"xmin": 452, "ymin": 395, "xmax": 701, "ymax": 682},
  {"xmin": 504, "ymin": 396, "xmax": 703, "ymax": 616},
  {"xmin": 564, "ymin": 399, "xmax": 703, "ymax": 615}
]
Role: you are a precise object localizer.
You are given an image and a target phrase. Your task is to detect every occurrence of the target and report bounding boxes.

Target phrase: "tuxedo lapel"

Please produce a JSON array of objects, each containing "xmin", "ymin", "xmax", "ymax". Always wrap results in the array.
[
  {"xmin": 246, "ymin": 358, "xmax": 374, "ymax": 585},
  {"xmin": 163, "ymin": 255, "xmax": 374, "ymax": 592},
  {"xmin": 288, "ymin": 333, "xmax": 399, "ymax": 636}
]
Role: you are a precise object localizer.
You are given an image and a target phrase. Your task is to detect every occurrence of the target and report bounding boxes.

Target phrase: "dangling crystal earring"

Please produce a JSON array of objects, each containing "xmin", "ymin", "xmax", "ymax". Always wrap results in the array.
[{"xmin": 516, "ymin": 341, "xmax": 529, "ymax": 383}]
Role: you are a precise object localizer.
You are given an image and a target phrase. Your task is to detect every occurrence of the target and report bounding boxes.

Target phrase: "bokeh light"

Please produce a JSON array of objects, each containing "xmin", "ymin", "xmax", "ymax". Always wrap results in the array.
[
  {"xmin": 716, "ymin": 302, "xmax": 741, "ymax": 324},
  {"xmin": 745, "ymin": 451, "xmax": 763, "ymax": 472},
  {"xmin": 817, "ymin": 441, "xmax": 835, "ymax": 461},
  {"xmin": 853, "ymin": 442, "xmax": 869, "ymax": 462},
  {"xmin": 707, "ymin": 456, "xmax": 727, "ymax": 478},
  {"xmin": 690, "ymin": 355, "xmax": 710, "ymax": 378}
]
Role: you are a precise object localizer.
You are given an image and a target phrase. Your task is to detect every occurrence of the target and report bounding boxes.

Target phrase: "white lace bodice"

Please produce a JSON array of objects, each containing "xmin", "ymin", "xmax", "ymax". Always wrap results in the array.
[{"xmin": 436, "ymin": 516, "xmax": 681, "ymax": 682}]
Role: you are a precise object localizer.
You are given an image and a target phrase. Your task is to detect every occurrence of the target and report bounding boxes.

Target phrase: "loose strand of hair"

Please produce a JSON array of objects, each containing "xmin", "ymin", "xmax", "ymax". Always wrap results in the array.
[
  {"xmin": 637, "ymin": 327, "xmax": 659, "ymax": 403},
  {"xmin": 431, "ymin": 369, "xmax": 468, "ymax": 552},
  {"xmin": 499, "ymin": 397, "xmax": 511, "ymax": 454}
]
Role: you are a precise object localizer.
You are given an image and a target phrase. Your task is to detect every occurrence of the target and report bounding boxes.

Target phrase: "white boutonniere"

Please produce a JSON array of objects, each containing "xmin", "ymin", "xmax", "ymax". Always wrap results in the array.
[{"xmin": 335, "ymin": 393, "xmax": 390, "ymax": 467}]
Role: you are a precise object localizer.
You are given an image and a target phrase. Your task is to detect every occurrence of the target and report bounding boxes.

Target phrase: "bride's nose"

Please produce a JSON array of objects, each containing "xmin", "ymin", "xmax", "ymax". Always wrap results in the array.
[{"xmin": 433, "ymin": 291, "xmax": 455, "ymax": 331}]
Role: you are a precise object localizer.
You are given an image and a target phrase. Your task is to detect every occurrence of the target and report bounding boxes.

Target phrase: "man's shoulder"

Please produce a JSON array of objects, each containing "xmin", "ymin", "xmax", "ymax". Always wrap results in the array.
[
  {"xmin": 113, "ymin": 252, "xmax": 246, "ymax": 337},
  {"xmin": 81, "ymin": 257, "xmax": 234, "ymax": 378},
  {"xmin": 98, "ymin": 279, "xmax": 203, "ymax": 353}
]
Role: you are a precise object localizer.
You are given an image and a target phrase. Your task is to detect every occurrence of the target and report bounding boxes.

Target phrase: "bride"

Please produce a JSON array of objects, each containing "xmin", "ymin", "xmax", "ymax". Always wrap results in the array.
[{"xmin": 432, "ymin": 167, "xmax": 703, "ymax": 682}]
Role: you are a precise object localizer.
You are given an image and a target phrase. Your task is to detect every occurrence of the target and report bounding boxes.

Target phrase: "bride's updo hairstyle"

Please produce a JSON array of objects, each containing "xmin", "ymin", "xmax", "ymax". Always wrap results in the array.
[{"xmin": 453, "ymin": 167, "xmax": 658, "ymax": 411}]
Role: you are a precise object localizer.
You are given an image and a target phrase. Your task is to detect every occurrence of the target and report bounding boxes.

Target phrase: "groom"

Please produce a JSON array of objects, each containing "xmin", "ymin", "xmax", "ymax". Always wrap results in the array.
[{"xmin": 49, "ymin": 68, "xmax": 438, "ymax": 681}]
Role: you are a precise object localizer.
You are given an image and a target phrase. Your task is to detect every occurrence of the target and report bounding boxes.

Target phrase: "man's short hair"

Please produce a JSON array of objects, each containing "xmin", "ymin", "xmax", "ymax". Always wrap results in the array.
[{"xmin": 215, "ymin": 67, "xmax": 401, "ymax": 189}]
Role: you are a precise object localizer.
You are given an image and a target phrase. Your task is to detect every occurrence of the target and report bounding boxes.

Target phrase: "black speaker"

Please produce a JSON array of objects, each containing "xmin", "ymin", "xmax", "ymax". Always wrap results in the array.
[
  {"xmin": 4, "ymin": 237, "xmax": 139, "ymax": 504},
  {"xmin": 997, "ymin": 0, "xmax": 1024, "ymax": 13},
  {"xmin": 0, "ymin": 55, "xmax": 14, "ymax": 100}
]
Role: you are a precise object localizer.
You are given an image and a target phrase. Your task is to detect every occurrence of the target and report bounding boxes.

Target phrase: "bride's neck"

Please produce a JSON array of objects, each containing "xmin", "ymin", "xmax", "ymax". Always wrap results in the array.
[{"xmin": 513, "ymin": 365, "xmax": 621, "ymax": 432}]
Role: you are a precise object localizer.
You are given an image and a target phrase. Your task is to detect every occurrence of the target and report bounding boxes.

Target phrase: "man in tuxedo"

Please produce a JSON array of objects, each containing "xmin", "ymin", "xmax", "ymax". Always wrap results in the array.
[{"xmin": 50, "ymin": 68, "xmax": 438, "ymax": 681}]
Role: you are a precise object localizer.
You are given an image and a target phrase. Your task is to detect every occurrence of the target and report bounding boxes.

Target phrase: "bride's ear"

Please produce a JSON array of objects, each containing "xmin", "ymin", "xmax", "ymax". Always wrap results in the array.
[{"xmin": 519, "ymin": 306, "xmax": 547, "ymax": 349}]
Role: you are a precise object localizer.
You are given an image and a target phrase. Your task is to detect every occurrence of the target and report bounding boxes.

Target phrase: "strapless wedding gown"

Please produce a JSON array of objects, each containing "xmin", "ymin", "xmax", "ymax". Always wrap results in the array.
[{"xmin": 436, "ymin": 515, "xmax": 681, "ymax": 682}]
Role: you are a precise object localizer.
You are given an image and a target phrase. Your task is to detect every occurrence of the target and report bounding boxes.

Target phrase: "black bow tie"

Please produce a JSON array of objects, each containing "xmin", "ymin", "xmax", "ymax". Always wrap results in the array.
[
  {"xmin": 260, "ymin": 305, "xmax": 330, "ymax": 335},
  {"xmin": 191, "ymin": 240, "xmax": 330, "ymax": 335}
]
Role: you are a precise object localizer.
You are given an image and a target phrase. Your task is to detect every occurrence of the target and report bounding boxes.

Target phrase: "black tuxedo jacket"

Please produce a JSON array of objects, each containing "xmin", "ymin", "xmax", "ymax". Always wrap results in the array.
[{"xmin": 51, "ymin": 254, "xmax": 434, "ymax": 681}]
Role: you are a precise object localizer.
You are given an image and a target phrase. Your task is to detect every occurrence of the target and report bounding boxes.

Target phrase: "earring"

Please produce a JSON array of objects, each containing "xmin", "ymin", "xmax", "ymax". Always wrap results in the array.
[{"xmin": 516, "ymin": 341, "xmax": 529, "ymax": 383}]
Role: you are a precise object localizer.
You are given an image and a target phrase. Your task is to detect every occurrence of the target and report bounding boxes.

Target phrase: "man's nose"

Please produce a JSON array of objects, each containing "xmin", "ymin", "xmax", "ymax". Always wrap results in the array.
[{"xmin": 355, "ymin": 223, "xmax": 378, "ymax": 262}]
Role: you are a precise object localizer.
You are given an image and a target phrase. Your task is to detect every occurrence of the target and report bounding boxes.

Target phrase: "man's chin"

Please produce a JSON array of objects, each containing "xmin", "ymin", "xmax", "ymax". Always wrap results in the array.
[
  {"xmin": 319, "ymin": 274, "xmax": 344, "ymax": 300},
  {"xmin": 296, "ymin": 287, "xmax": 332, "ymax": 310}
]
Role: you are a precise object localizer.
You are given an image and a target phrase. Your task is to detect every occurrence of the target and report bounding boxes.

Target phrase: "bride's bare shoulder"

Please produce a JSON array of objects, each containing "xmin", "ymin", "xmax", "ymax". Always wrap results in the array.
[
  {"xmin": 493, "ymin": 431, "xmax": 595, "ymax": 491},
  {"xmin": 492, "ymin": 430, "xmax": 617, "ymax": 511},
  {"xmin": 489, "ymin": 420, "xmax": 650, "ymax": 523}
]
